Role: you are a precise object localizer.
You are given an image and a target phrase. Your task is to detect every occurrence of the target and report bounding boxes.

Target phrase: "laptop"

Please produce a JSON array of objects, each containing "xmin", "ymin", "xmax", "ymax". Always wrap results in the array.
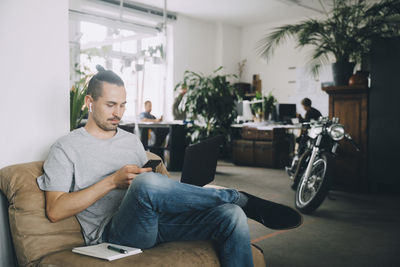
[{"xmin": 180, "ymin": 135, "xmax": 223, "ymax": 187}]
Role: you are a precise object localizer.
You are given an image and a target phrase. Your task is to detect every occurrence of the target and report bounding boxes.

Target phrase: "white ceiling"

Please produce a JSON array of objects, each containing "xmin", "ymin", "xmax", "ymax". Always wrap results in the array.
[{"xmin": 128, "ymin": 0, "xmax": 330, "ymax": 27}]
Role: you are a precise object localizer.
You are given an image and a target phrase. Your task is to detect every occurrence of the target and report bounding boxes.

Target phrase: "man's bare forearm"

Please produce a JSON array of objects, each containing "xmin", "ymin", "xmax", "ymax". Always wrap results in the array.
[
  {"xmin": 45, "ymin": 165, "xmax": 149, "ymax": 222},
  {"xmin": 46, "ymin": 175, "xmax": 116, "ymax": 222}
]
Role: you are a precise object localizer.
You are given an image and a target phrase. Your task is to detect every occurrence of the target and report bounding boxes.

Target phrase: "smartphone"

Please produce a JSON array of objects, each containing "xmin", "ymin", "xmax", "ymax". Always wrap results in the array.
[{"xmin": 142, "ymin": 159, "xmax": 162, "ymax": 172}]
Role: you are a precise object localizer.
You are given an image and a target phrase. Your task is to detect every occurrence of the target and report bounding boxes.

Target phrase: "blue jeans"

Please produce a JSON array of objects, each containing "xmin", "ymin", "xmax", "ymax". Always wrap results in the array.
[{"xmin": 103, "ymin": 172, "xmax": 254, "ymax": 267}]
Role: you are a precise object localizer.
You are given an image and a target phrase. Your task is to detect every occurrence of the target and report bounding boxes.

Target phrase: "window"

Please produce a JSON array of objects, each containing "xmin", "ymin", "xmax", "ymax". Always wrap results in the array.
[{"xmin": 69, "ymin": 2, "xmax": 171, "ymax": 122}]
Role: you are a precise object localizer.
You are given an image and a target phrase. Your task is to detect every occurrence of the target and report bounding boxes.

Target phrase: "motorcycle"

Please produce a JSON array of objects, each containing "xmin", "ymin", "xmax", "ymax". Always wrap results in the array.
[{"xmin": 286, "ymin": 117, "xmax": 359, "ymax": 214}]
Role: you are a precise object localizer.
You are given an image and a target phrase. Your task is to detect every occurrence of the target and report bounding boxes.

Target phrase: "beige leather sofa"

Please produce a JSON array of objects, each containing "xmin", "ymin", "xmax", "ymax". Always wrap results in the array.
[{"xmin": 0, "ymin": 152, "xmax": 266, "ymax": 267}]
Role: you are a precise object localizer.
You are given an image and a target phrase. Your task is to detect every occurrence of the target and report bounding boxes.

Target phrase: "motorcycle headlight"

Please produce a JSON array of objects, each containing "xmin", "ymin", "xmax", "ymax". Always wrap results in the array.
[{"xmin": 328, "ymin": 124, "xmax": 345, "ymax": 141}]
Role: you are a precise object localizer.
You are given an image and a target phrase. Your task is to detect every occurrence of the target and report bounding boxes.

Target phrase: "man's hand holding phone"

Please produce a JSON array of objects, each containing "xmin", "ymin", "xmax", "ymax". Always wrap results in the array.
[
  {"xmin": 111, "ymin": 164, "xmax": 152, "ymax": 189},
  {"xmin": 141, "ymin": 159, "xmax": 161, "ymax": 172}
]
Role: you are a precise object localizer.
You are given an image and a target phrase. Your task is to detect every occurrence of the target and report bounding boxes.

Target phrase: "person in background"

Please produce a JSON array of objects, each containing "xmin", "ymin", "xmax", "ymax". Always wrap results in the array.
[
  {"xmin": 297, "ymin": 98, "xmax": 322, "ymax": 122},
  {"xmin": 140, "ymin": 101, "xmax": 162, "ymax": 122},
  {"xmin": 286, "ymin": 98, "xmax": 322, "ymax": 177}
]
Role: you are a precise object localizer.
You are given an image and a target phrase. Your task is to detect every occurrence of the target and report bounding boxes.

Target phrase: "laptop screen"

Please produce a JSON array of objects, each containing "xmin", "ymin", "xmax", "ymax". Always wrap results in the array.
[{"xmin": 180, "ymin": 135, "xmax": 223, "ymax": 187}]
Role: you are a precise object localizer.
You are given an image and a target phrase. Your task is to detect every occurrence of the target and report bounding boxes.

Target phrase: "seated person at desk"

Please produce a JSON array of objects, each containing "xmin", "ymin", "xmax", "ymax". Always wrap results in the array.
[
  {"xmin": 296, "ymin": 98, "xmax": 322, "ymax": 122},
  {"xmin": 287, "ymin": 98, "xmax": 322, "ymax": 176},
  {"xmin": 140, "ymin": 101, "xmax": 162, "ymax": 122}
]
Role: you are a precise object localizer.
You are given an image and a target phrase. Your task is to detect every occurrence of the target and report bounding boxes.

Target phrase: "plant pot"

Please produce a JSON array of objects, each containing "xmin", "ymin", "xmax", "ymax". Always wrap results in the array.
[
  {"xmin": 263, "ymin": 111, "xmax": 270, "ymax": 121},
  {"xmin": 349, "ymin": 71, "xmax": 369, "ymax": 86},
  {"xmin": 332, "ymin": 62, "xmax": 355, "ymax": 86}
]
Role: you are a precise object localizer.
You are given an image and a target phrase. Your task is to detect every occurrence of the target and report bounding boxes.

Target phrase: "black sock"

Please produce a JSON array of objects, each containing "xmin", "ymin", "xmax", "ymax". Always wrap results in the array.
[{"xmin": 235, "ymin": 191, "xmax": 249, "ymax": 207}]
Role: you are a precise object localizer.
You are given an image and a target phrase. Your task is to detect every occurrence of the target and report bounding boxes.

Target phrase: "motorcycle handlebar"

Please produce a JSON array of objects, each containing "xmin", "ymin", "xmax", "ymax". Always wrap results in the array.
[{"xmin": 345, "ymin": 133, "xmax": 360, "ymax": 152}]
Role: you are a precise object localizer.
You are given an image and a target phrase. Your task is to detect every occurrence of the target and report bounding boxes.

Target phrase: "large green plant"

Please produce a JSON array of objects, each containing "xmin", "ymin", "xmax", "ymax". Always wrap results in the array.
[
  {"xmin": 70, "ymin": 64, "xmax": 93, "ymax": 131},
  {"xmin": 175, "ymin": 67, "xmax": 238, "ymax": 144},
  {"xmin": 257, "ymin": 0, "xmax": 400, "ymax": 75}
]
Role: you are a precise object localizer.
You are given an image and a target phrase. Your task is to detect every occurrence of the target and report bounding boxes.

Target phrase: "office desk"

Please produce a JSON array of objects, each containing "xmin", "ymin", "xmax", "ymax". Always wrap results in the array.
[
  {"xmin": 231, "ymin": 122, "xmax": 300, "ymax": 168},
  {"xmin": 119, "ymin": 122, "xmax": 187, "ymax": 171}
]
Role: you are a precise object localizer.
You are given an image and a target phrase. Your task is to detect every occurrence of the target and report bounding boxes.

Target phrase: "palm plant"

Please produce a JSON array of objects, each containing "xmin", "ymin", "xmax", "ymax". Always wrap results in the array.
[{"xmin": 257, "ymin": 0, "xmax": 400, "ymax": 77}]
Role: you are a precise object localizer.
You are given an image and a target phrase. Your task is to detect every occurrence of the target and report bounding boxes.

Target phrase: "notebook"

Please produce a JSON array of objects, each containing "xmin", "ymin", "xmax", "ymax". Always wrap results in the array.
[{"xmin": 72, "ymin": 242, "xmax": 142, "ymax": 261}]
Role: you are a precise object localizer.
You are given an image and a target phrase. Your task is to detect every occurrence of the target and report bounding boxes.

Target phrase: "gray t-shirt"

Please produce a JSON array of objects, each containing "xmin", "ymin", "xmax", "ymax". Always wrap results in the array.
[
  {"xmin": 37, "ymin": 127, "xmax": 147, "ymax": 245},
  {"xmin": 139, "ymin": 111, "xmax": 156, "ymax": 120}
]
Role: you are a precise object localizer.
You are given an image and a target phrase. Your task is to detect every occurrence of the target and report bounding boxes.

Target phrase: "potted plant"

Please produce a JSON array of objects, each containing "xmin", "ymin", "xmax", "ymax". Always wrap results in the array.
[
  {"xmin": 250, "ymin": 91, "xmax": 263, "ymax": 121},
  {"xmin": 234, "ymin": 59, "xmax": 251, "ymax": 98},
  {"xmin": 172, "ymin": 86, "xmax": 187, "ymax": 120},
  {"xmin": 263, "ymin": 92, "xmax": 277, "ymax": 121},
  {"xmin": 175, "ymin": 67, "xmax": 238, "ymax": 155},
  {"xmin": 70, "ymin": 64, "xmax": 93, "ymax": 131},
  {"xmin": 257, "ymin": 0, "xmax": 400, "ymax": 85},
  {"xmin": 250, "ymin": 92, "xmax": 277, "ymax": 121}
]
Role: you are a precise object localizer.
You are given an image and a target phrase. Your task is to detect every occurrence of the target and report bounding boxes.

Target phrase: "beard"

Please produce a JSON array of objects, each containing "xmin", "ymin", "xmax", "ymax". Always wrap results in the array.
[{"xmin": 93, "ymin": 113, "xmax": 120, "ymax": 131}]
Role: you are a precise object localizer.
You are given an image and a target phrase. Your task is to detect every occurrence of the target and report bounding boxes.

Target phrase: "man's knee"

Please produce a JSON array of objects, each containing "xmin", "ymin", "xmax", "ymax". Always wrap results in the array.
[
  {"xmin": 215, "ymin": 204, "xmax": 250, "ymax": 243},
  {"xmin": 220, "ymin": 204, "xmax": 248, "ymax": 229},
  {"xmin": 129, "ymin": 172, "xmax": 166, "ymax": 198}
]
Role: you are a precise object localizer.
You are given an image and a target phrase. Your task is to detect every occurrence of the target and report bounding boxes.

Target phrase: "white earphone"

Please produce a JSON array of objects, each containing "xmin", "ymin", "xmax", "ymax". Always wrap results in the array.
[{"xmin": 89, "ymin": 103, "xmax": 92, "ymax": 113}]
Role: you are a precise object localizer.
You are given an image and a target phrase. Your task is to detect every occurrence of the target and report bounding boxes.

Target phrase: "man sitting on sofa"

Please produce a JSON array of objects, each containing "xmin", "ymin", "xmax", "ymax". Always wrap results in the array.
[{"xmin": 36, "ymin": 67, "xmax": 301, "ymax": 267}]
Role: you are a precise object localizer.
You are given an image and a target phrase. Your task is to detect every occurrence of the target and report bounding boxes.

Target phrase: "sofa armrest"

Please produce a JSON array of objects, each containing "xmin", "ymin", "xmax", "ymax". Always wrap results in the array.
[
  {"xmin": 145, "ymin": 151, "xmax": 170, "ymax": 177},
  {"xmin": 0, "ymin": 191, "xmax": 17, "ymax": 267}
]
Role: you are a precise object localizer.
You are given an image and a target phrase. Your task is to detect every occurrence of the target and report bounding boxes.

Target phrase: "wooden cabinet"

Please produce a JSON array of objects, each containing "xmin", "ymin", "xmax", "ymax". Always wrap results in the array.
[
  {"xmin": 322, "ymin": 85, "xmax": 368, "ymax": 191},
  {"xmin": 232, "ymin": 139, "xmax": 254, "ymax": 165},
  {"xmin": 232, "ymin": 127, "xmax": 290, "ymax": 168},
  {"xmin": 253, "ymin": 141, "xmax": 275, "ymax": 167}
]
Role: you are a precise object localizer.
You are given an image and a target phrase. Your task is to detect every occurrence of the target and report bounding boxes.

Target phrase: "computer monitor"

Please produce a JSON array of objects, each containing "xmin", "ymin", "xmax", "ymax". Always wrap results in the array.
[
  {"xmin": 235, "ymin": 101, "xmax": 243, "ymax": 116},
  {"xmin": 236, "ymin": 100, "xmax": 254, "ymax": 122},
  {"xmin": 274, "ymin": 103, "xmax": 296, "ymax": 123}
]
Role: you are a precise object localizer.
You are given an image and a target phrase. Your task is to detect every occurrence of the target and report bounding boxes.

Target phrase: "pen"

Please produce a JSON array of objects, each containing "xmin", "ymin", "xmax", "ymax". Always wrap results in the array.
[{"xmin": 107, "ymin": 245, "xmax": 128, "ymax": 254}]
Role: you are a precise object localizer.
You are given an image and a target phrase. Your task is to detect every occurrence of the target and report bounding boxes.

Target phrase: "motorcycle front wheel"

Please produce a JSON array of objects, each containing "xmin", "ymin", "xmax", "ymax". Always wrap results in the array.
[
  {"xmin": 295, "ymin": 152, "xmax": 333, "ymax": 214},
  {"xmin": 291, "ymin": 150, "xmax": 311, "ymax": 191}
]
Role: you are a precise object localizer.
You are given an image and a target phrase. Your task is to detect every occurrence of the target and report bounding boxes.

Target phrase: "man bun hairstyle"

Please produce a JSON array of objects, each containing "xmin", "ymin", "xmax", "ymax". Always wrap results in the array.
[
  {"xmin": 87, "ymin": 65, "xmax": 124, "ymax": 100},
  {"xmin": 301, "ymin": 98, "xmax": 312, "ymax": 107}
]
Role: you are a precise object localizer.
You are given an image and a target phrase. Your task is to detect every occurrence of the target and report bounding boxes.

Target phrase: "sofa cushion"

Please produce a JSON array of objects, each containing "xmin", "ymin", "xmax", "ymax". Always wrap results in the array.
[
  {"xmin": 0, "ymin": 161, "xmax": 84, "ymax": 266},
  {"xmin": 38, "ymin": 240, "xmax": 265, "ymax": 267}
]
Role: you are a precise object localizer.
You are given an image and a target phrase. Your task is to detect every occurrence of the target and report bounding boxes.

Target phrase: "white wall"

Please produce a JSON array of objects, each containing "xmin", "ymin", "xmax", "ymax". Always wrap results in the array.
[
  {"xmin": 172, "ymin": 15, "xmax": 217, "ymax": 87},
  {"xmin": 216, "ymin": 22, "xmax": 241, "ymax": 77},
  {"xmin": 171, "ymin": 15, "xmax": 242, "ymax": 100},
  {"xmin": 240, "ymin": 18, "xmax": 330, "ymax": 117},
  {"xmin": 0, "ymin": 0, "xmax": 69, "ymax": 168},
  {"xmin": 171, "ymin": 14, "xmax": 329, "ymax": 117}
]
